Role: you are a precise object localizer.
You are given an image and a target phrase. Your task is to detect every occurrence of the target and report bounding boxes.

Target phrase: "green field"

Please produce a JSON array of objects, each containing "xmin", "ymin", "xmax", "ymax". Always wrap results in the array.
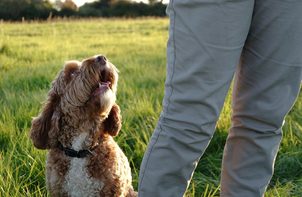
[{"xmin": 0, "ymin": 18, "xmax": 301, "ymax": 197}]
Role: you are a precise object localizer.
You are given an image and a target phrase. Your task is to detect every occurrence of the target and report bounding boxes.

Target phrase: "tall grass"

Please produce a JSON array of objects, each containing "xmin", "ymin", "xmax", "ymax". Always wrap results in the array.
[{"xmin": 0, "ymin": 18, "xmax": 301, "ymax": 196}]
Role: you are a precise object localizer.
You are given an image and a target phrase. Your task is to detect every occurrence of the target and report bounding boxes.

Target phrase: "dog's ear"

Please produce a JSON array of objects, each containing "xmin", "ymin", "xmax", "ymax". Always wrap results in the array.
[
  {"xmin": 30, "ymin": 89, "xmax": 60, "ymax": 149},
  {"xmin": 102, "ymin": 104, "xmax": 122, "ymax": 137}
]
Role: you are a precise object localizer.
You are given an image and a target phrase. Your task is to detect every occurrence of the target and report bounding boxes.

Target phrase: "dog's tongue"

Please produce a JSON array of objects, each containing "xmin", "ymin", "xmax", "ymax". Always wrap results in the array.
[{"xmin": 93, "ymin": 82, "xmax": 110, "ymax": 96}]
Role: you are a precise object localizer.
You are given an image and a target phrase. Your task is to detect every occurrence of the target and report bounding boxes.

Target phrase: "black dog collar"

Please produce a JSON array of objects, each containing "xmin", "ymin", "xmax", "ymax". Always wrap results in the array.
[{"xmin": 58, "ymin": 142, "xmax": 98, "ymax": 158}]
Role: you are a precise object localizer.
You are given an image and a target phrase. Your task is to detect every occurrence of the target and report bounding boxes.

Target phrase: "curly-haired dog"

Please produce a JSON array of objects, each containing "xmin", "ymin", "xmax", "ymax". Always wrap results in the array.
[{"xmin": 30, "ymin": 55, "xmax": 136, "ymax": 197}]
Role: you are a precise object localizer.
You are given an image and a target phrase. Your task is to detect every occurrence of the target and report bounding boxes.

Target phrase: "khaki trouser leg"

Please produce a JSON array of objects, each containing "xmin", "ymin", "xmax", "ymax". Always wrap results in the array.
[
  {"xmin": 221, "ymin": 1, "xmax": 302, "ymax": 196},
  {"xmin": 138, "ymin": 0, "xmax": 254, "ymax": 196}
]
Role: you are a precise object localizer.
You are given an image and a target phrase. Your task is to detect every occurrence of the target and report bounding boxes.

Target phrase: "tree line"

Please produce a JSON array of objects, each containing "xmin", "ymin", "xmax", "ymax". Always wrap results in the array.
[{"xmin": 0, "ymin": 0, "xmax": 167, "ymax": 21}]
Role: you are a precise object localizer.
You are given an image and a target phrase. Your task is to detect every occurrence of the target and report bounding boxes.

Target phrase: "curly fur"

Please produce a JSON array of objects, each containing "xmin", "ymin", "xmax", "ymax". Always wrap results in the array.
[{"xmin": 30, "ymin": 55, "xmax": 137, "ymax": 197}]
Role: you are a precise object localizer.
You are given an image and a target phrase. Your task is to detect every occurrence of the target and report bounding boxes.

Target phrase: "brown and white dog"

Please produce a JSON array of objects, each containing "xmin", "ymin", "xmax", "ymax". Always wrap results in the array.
[{"xmin": 30, "ymin": 55, "xmax": 136, "ymax": 197}]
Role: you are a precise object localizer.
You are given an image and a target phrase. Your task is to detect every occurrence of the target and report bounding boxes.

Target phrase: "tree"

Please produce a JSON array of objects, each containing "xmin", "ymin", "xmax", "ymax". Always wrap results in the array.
[
  {"xmin": 0, "ymin": 0, "xmax": 28, "ymax": 20},
  {"xmin": 55, "ymin": 0, "xmax": 77, "ymax": 16},
  {"xmin": 0, "ymin": 0, "xmax": 54, "ymax": 20},
  {"xmin": 148, "ymin": 0, "xmax": 163, "ymax": 4},
  {"xmin": 55, "ymin": 0, "xmax": 77, "ymax": 10},
  {"xmin": 62, "ymin": 0, "xmax": 77, "ymax": 10},
  {"xmin": 0, "ymin": 0, "xmax": 167, "ymax": 20}
]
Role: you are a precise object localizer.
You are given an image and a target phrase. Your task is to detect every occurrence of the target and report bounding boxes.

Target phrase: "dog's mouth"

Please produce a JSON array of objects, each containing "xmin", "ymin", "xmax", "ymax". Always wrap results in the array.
[
  {"xmin": 89, "ymin": 55, "xmax": 116, "ymax": 96},
  {"xmin": 92, "ymin": 81, "xmax": 111, "ymax": 96},
  {"xmin": 91, "ymin": 69, "xmax": 113, "ymax": 96}
]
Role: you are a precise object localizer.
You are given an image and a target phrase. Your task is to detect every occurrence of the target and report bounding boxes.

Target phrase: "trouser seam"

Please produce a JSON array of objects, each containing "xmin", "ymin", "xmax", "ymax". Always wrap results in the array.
[
  {"xmin": 164, "ymin": 1, "xmax": 177, "ymax": 119},
  {"xmin": 138, "ymin": 0, "xmax": 177, "ymax": 194}
]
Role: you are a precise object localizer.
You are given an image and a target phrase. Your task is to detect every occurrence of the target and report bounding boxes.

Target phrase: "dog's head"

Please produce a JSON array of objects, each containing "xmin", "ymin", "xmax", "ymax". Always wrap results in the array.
[{"xmin": 30, "ymin": 55, "xmax": 121, "ymax": 149}]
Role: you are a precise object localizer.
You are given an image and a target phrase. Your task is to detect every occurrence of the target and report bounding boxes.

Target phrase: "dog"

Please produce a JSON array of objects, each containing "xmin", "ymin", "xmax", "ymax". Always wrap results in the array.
[{"xmin": 30, "ymin": 55, "xmax": 137, "ymax": 197}]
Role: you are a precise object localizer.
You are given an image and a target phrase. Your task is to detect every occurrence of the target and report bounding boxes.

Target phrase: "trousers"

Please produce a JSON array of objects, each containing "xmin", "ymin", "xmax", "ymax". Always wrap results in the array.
[{"xmin": 138, "ymin": 0, "xmax": 302, "ymax": 196}]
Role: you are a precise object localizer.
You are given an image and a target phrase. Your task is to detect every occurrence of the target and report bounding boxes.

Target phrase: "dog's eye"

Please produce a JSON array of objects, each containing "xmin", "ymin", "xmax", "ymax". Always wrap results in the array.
[{"xmin": 70, "ymin": 71, "xmax": 80, "ymax": 78}]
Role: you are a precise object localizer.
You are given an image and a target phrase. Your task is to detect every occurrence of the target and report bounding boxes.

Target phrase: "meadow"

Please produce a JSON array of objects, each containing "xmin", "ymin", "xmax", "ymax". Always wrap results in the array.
[{"xmin": 0, "ymin": 18, "xmax": 301, "ymax": 197}]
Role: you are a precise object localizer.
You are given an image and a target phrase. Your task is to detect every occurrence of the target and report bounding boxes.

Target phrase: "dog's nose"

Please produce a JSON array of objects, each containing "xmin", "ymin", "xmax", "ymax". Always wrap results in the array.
[{"xmin": 96, "ymin": 55, "xmax": 107, "ymax": 65}]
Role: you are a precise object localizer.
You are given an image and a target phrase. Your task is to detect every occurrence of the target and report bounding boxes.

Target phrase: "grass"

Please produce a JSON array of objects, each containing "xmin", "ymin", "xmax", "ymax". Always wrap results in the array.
[{"xmin": 0, "ymin": 18, "xmax": 301, "ymax": 197}]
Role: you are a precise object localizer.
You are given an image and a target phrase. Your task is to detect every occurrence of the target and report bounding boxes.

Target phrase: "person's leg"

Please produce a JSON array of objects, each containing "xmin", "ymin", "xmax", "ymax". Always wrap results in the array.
[
  {"xmin": 138, "ymin": 0, "xmax": 254, "ymax": 196},
  {"xmin": 221, "ymin": 0, "xmax": 302, "ymax": 196}
]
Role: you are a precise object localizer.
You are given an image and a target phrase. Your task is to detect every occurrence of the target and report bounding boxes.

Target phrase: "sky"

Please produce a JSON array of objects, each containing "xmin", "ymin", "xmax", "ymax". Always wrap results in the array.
[
  {"xmin": 62, "ymin": 0, "xmax": 169, "ymax": 7},
  {"xmin": 73, "ymin": 0, "xmax": 96, "ymax": 7}
]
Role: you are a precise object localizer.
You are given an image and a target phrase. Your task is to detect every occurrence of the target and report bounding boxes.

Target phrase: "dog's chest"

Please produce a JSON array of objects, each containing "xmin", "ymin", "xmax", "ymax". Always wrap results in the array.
[
  {"xmin": 63, "ymin": 133, "xmax": 104, "ymax": 197},
  {"xmin": 64, "ymin": 158, "xmax": 103, "ymax": 197}
]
